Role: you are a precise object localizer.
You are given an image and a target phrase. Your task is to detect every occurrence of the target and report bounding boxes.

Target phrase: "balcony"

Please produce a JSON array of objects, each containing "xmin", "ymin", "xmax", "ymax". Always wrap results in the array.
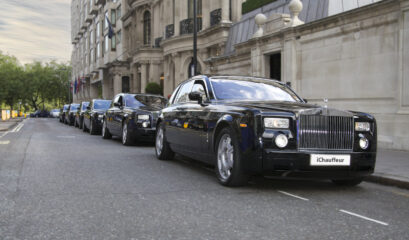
[
  {"xmin": 210, "ymin": 8, "xmax": 222, "ymax": 27},
  {"xmin": 180, "ymin": 17, "xmax": 202, "ymax": 35},
  {"xmin": 165, "ymin": 24, "xmax": 174, "ymax": 39},
  {"xmin": 85, "ymin": 13, "xmax": 93, "ymax": 23}
]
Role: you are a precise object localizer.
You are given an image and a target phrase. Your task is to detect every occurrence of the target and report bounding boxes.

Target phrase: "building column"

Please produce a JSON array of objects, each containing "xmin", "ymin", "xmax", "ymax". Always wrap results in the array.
[
  {"xmin": 140, "ymin": 63, "xmax": 148, "ymax": 93},
  {"xmin": 202, "ymin": 0, "xmax": 210, "ymax": 29},
  {"xmin": 221, "ymin": 0, "xmax": 231, "ymax": 23},
  {"xmin": 113, "ymin": 73, "xmax": 122, "ymax": 95},
  {"xmin": 149, "ymin": 62, "xmax": 161, "ymax": 84},
  {"xmin": 90, "ymin": 82, "xmax": 99, "ymax": 99},
  {"xmin": 102, "ymin": 74, "xmax": 111, "ymax": 99}
]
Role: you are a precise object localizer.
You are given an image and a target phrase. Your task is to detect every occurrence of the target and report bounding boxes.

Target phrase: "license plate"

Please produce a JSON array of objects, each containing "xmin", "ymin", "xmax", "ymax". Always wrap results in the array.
[{"xmin": 310, "ymin": 154, "xmax": 351, "ymax": 166}]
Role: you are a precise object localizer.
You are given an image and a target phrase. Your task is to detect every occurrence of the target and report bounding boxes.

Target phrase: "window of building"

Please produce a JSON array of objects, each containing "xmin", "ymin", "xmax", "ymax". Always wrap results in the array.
[
  {"xmin": 111, "ymin": 34, "xmax": 116, "ymax": 51},
  {"xmin": 91, "ymin": 48, "xmax": 94, "ymax": 62},
  {"xmin": 89, "ymin": 30, "xmax": 93, "ymax": 47},
  {"xmin": 97, "ymin": 42, "xmax": 101, "ymax": 58},
  {"xmin": 173, "ymin": 0, "xmax": 175, "ymax": 24},
  {"xmin": 111, "ymin": 9, "xmax": 116, "ymax": 25},
  {"xmin": 117, "ymin": 5, "xmax": 121, "ymax": 20},
  {"xmin": 188, "ymin": 0, "xmax": 202, "ymax": 18},
  {"xmin": 122, "ymin": 76, "xmax": 130, "ymax": 93},
  {"xmin": 143, "ymin": 11, "xmax": 151, "ymax": 45},
  {"xmin": 96, "ymin": 21, "xmax": 101, "ymax": 38}
]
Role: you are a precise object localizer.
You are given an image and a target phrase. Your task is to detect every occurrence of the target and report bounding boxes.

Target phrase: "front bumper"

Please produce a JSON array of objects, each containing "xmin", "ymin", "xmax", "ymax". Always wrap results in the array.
[
  {"xmin": 258, "ymin": 150, "xmax": 376, "ymax": 179},
  {"xmin": 128, "ymin": 124, "xmax": 156, "ymax": 142}
]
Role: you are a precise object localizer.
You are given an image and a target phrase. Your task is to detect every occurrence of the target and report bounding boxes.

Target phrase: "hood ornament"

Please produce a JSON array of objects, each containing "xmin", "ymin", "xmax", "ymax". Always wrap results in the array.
[{"xmin": 323, "ymin": 98, "xmax": 328, "ymax": 108}]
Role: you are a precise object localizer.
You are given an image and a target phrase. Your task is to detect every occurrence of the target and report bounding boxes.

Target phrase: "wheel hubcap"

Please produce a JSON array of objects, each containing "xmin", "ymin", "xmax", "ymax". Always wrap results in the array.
[
  {"xmin": 102, "ymin": 121, "xmax": 105, "ymax": 136},
  {"xmin": 122, "ymin": 124, "xmax": 127, "ymax": 144},
  {"xmin": 217, "ymin": 134, "xmax": 234, "ymax": 180},
  {"xmin": 156, "ymin": 127, "xmax": 164, "ymax": 155}
]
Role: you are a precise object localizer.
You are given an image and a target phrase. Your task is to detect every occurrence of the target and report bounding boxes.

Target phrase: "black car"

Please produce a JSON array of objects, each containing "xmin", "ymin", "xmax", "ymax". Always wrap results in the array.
[
  {"xmin": 83, "ymin": 99, "xmax": 112, "ymax": 135},
  {"xmin": 60, "ymin": 105, "xmax": 69, "ymax": 123},
  {"xmin": 103, "ymin": 93, "xmax": 167, "ymax": 145},
  {"xmin": 74, "ymin": 101, "xmax": 90, "ymax": 129},
  {"xmin": 30, "ymin": 109, "xmax": 50, "ymax": 118},
  {"xmin": 155, "ymin": 76, "xmax": 377, "ymax": 187},
  {"xmin": 65, "ymin": 103, "xmax": 80, "ymax": 126}
]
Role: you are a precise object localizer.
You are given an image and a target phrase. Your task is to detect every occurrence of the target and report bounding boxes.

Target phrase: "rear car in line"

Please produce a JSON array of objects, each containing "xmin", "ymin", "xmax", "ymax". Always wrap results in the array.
[
  {"xmin": 65, "ymin": 103, "xmax": 80, "ymax": 126},
  {"xmin": 83, "ymin": 99, "xmax": 112, "ymax": 135},
  {"xmin": 74, "ymin": 101, "xmax": 90, "ymax": 129}
]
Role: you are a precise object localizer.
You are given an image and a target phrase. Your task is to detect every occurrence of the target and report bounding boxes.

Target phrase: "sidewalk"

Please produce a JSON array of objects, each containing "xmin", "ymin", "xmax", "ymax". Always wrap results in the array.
[
  {"xmin": 0, "ymin": 117, "xmax": 24, "ymax": 131},
  {"xmin": 365, "ymin": 149, "xmax": 409, "ymax": 189}
]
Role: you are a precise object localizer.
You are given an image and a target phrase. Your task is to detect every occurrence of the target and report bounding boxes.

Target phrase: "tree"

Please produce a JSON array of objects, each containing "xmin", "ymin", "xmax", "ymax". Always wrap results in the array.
[
  {"xmin": 145, "ymin": 82, "xmax": 163, "ymax": 95},
  {"xmin": 0, "ymin": 51, "xmax": 24, "ymax": 111}
]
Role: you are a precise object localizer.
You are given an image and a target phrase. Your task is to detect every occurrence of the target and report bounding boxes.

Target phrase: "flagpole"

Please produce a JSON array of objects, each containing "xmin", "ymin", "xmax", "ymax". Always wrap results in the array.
[{"xmin": 193, "ymin": 0, "xmax": 197, "ymax": 76}]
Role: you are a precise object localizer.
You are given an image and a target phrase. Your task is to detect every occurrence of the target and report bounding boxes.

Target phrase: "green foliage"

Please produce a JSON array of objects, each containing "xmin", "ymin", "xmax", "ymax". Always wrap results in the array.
[
  {"xmin": 242, "ymin": 0, "xmax": 278, "ymax": 14},
  {"xmin": 145, "ymin": 82, "xmax": 163, "ymax": 95},
  {"xmin": 0, "ymin": 51, "xmax": 71, "ymax": 111}
]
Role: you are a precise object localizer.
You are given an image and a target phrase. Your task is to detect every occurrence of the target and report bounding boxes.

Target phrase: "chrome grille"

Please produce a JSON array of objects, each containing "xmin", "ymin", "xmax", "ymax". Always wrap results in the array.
[{"xmin": 298, "ymin": 115, "xmax": 354, "ymax": 150}]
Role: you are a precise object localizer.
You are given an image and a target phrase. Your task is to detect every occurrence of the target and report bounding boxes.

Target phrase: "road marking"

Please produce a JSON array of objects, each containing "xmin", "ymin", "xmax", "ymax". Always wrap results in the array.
[
  {"xmin": 0, "ymin": 132, "xmax": 8, "ymax": 138},
  {"xmin": 57, "ymin": 136, "xmax": 76, "ymax": 138},
  {"xmin": 0, "ymin": 140, "xmax": 10, "ymax": 145},
  {"xmin": 11, "ymin": 123, "xmax": 24, "ymax": 132},
  {"xmin": 277, "ymin": 190, "xmax": 309, "ymax": 201},
  {"xmin": 339, "ymin": 209, "xmax": 389, "ymax": 226}
]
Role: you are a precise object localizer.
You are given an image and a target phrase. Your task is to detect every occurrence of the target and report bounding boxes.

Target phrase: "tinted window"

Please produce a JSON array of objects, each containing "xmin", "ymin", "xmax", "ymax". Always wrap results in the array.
[
  {"xmin": 82, "ymin": 102, "xmax": 90, "ymax": 110},
  {"xmin": 70, "ymin": 104, "xmax": 80, "ymax": 111},
  {"xmin": 211, "ymin": 79, "xmax": 301, "ymax": 102},
  {"xmin": 125, "ymin": 95, "xmax": 167, "ymax": 108},
  {"xmin": 94, "ymin": 100, "xmax": 112, "ymax": 110},
  {"xmin": 174, "ymin": 81, "xmax": 194, "ymax": 104},
  {"xmin": 63, "ymin": 105, "xmax": 69, "ymax": 111}
]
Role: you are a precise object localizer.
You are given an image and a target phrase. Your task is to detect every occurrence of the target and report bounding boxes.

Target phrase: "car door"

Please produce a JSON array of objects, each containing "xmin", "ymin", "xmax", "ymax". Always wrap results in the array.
[
  {"xmin": 112, "ymin": 95, "xmax": 124, "ymax": 135},
  {"xmin": 105, "ymin": 96, "xmax": 118, "ymax": 134},
  {"xmin": 165, "ymin": 80, "xmax": 194, "ymax": 150}
]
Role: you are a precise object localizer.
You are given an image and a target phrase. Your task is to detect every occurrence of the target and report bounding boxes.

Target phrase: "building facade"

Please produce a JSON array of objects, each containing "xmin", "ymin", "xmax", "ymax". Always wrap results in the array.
[{"xmin": 71, "ymin": 0, "xmax": 409, "ymax": 151}]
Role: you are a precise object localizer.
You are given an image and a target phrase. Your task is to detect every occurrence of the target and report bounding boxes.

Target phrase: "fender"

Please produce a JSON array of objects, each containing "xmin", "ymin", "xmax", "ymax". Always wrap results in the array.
[{"xmin": 212, "ymin": 114, "xmax": 241, "ymax": 153}]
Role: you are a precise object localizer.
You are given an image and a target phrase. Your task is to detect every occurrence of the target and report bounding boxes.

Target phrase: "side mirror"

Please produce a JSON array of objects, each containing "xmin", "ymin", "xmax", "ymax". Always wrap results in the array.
[
  {"xmin": 114, "ymin": 102, "xmax": 121, "ymax": 107},
  {"xmin": 86, "ymin": 106, "xmax": 91, "ymax": 110},
  {"xmin": 189, "ymin": 91, "xmax": 202, "ymax": 104}
]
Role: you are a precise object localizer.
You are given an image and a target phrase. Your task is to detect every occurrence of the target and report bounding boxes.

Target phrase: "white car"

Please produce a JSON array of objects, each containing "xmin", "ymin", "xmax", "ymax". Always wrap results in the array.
[{"xmin": 50, "ymin": 109, "xmax": 60, "ymax": 118}]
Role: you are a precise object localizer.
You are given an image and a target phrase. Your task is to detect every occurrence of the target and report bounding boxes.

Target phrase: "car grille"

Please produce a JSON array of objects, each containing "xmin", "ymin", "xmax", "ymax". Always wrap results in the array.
[{"xmin": 298, "ymin": 115, "xmax": 354, "ymax": 151}]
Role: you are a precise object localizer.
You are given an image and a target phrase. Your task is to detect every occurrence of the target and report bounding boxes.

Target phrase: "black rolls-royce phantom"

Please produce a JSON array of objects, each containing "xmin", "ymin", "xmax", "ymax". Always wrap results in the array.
[
  {"xmin": 155, "ymin": 76, "xmax": 377, "ymax": 187},
  {"xmin": 83, "ymin": 99, "xmax": 112, "ymax": 135},
  {"xmin": 103, "ymin": 93, "xmax": 167, "ymax": 145}
]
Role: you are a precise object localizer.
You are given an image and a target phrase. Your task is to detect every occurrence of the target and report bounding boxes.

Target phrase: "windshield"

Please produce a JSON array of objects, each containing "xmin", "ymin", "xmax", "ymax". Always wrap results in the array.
[
  {"xmin": 63, "ymin": 105, "xmax": 69, "ymax": 111},
  {"xmin": 82, "ymin": 102, "xmax": 90, "ymax": 110},
  {"xmin": 70, "ymin": 104, "xmax": 80, "ymax": 111},
  {"xmin": 210, "ymin": 78, "xmax": 301, "ymax": 102},
  {"xmin": 125, "ymin": 94, "xmax": 167, "ymax": 108},
  {"xmin": 94, "ymin": 100, "xmax": 111, "ymax": 110}
]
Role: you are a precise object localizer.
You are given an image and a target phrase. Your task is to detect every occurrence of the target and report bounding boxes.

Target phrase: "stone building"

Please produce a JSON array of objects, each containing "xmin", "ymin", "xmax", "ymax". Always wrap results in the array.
[{"xmin": 71, "ymin": 0, "xmax": 409, "ymax": 151}]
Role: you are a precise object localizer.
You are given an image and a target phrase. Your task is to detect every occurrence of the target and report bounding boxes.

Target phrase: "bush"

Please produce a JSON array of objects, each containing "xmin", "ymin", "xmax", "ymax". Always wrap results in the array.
[
  {"xmin": 145, "ymin": 82, "xmax": 162, "ymax": 95},
  {"xmin": 242, "ymin": 0, "xmax": 278, "ymax": 15}
]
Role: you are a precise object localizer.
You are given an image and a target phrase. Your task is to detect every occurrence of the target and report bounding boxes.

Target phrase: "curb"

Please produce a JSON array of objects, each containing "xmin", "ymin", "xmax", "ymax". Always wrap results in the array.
[
  {"xmin": 364, "ymin": 174, "xmax": 409, "ymax": 190},
  {"xmin": 0, "ymin": 120, "xmax": 21, "ymax": 132}
]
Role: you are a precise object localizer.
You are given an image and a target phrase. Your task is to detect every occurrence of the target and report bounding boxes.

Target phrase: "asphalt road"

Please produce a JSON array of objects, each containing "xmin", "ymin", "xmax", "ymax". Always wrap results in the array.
[{"xmin": 1, "ymin": 118, "xmax": 409, "ymax": 240}]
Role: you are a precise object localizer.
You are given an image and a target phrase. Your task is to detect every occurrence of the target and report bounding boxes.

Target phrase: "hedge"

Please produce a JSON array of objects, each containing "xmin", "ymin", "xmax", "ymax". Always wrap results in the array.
[
  {"xmin": 145, "ymin": 82, "xmax": 163, "ymax": 95},
  {"xmin": 242, "ymin": 0, "xmax": 278, "ymax": 15}
]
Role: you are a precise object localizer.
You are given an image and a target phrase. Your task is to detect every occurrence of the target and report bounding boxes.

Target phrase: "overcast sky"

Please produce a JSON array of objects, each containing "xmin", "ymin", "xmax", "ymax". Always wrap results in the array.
[{"xmin": 0, "ymin": 0, "xmax": 71, "ymax": 64}]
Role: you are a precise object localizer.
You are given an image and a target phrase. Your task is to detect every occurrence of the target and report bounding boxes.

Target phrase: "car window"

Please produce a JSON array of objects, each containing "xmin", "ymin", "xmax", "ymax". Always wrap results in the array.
[
  {"xmin": 113, "ymin": 95, "xmax": 120, "ymax": 105},
  {"xmin": 174, "ymin": 81, "xmax": 194, "ymax": 104},
  {"xmin": 94, "ymin": 100, "xmax": 112, "ymax": 110},
  {"xmin": 192, "ymin": 81, "xmax": 208, "ymax": 102}
]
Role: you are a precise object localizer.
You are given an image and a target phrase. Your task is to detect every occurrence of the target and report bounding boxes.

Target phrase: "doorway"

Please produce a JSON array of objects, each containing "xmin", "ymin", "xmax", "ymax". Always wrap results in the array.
[{"xmin": 269, "ymin": 53, "xmax": 281, "ymax": 81}]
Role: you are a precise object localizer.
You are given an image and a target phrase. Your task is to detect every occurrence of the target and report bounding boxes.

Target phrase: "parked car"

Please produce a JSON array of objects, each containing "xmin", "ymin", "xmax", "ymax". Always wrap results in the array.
[
  {"xmin": 65, "ymin": 103, "xmax": 80, "ymax": 126},
  {"xmin": 103, "ymin": 93, "xmax": 167, "ymax": 145},
  {"xmin": 60, "ymin": 105, "xmax": 69, "ymax": 123},
  {"xmin": 74, "ymin": 101, "xmax": 90, "ymax": 129},
  {"xmin": 30, "ymin": 109, "xmax": 50, "ymax": 118},
  {"xmin": 83, "ymin": 99, "xmax": 112, "ymax": 135},
  {"xmin": 155, "ymin": 76, "xmax": 377, "ymax": 187},
  {"xmin": 50, "ymin": 109, "xmax": 60, "ymax": 118}
]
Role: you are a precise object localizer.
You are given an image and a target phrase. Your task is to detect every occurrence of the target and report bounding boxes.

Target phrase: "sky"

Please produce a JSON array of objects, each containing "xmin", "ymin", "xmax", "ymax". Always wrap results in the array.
[{"xmin": 0, "ymin": 0, "xmax": 72, "ymax": 64}]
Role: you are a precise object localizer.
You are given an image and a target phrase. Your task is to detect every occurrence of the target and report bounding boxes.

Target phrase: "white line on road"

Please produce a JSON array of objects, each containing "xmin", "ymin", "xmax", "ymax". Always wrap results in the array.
[
  {"xmin": 0, "ymin": 140, "xmax": 10, "ymax": 145},
  {"xmin": 339, "ymin": 209, "xmax": 389, "ymax": 226},
  {"xmin": 277, "ymin": 190, "xmax": 309, "ymax": 201},
  {"xmin": 11, "ymin": 123, "xmax": 24, "ymax": 132},
  {"xmin": 57, "ymin": 136, "xmax": 76, "ymax": 138},
  {"xmin": 0, "ymin": 132, "xmax": 8, "ymax": 138}
]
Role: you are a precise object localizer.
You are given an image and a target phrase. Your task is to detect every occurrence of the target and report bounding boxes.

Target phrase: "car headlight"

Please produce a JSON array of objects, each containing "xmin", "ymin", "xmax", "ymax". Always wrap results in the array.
[
  {"xmin": 355, "ymin": 122, "xmax": 370, "ymax": 131},
  {"xmin": 359, "ymin": 137, "xmax": 369, "ymax": 150},
  {"xmin": 98, "ymin": 114, "xmax": 103, "ymax": 119},
  {"xmin": 138, "ymin": 115, "xmax": 150, "ymax": 121},
  {"xmin": 275, "ymin": 134, "xmax": 289, "ymax": 148},
  {"xmin": 264, "ymin": 118, "xmax": 289, "ymax": 129}
]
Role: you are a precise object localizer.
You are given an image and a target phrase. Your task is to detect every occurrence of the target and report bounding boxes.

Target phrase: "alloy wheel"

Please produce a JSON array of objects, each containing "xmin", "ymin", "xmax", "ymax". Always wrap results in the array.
[
  {"xmin": 217, "ymin": 134, "xmax": 234, "ymax": 181},
  {"xmin": 122, "ymin": 123, "xmax": 128, "ymax": 145},
  {"xmin": 156, "ymin": 127, "xmax": 164, "ymax": 156},
  {"xmin": 102, "ymin": 120, "xmax": 106, "ymax": 137}
]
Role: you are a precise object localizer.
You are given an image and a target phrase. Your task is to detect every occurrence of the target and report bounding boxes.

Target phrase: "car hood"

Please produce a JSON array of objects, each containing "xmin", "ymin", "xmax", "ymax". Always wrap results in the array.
[{"xmin": 221, "ymin": 101, "xmax": 354, "ymax": 116}]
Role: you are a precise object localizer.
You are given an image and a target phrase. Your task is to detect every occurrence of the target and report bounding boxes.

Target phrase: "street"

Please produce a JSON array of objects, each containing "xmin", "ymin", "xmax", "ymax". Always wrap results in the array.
[{"xmin": 0, "ymin": 118, "xmax": 408, "ymax": 240}]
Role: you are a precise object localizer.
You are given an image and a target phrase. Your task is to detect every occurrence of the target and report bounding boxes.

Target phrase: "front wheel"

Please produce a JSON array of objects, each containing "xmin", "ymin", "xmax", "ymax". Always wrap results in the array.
[
  {"xmin": 332, "ymin": 178, "xmax": 363, "ymax": 187},
  {"xmin": 82, "ymin": 119, "xmax": 88, "ymax": 132},
  {"xmin": 122, "ymin": 122, "xmax": 133, "ymax": 146},
  {"xmin": 102, "ymin": 119, "xmax": 112, "ymax": 139},
  {"xmin": 89, "ymin": 119, "xmax": 97, "ymax": 135},
  {"xmin": 155, "ymin": 122, "xmax": 174, "ymax": 160},
  {"xmin": 215, "ymin": 127, "xmax": 248, "ymax": 187}
]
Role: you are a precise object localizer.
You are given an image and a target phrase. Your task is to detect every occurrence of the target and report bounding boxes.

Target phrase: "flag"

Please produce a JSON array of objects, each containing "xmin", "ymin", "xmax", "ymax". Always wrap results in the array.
[
  {"xmin": 106, "ymin": 16, "xmax": 114, "ymax": 39},
  {"xmin": 74, "ymin": 79, "xmax": 78, "ymax": 94},
  {"xmin": 77, "ymin": 77, "xmax": 81, "ymax": 93}
]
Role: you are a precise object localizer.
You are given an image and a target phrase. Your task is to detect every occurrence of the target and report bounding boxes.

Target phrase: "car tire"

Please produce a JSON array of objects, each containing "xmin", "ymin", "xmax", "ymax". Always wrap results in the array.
[
  {"xmin": 79, "ymin": 119, "xmax": 83, "ymax": 129},
  {"xmin": 155, "ymin": 122, "xmax": 174, "ymax": 160},
  {"xmin": 215, "ymin": 127, "xmax": 248, "ymax": 187},
  {"xmin": 74, "ymin": 119, "xmax": 78, "ymax": 128},
  {"xmin": 82, "ymin": 120, "xmax": 88, "ymax": 132},
  {"xmin": 102, "ymin": 119, "xmax": 112, "ymax": 139},
  {"xmin": 121, "ymin": 121, "xmax": 133, "ymax": 146},
  {"xmin": 89, "ymin": 118, "xmax": 97, "ymax": 135},
  {"xmin": 332, "ymin": 178, "xmax": 363, "ymax": 187}
]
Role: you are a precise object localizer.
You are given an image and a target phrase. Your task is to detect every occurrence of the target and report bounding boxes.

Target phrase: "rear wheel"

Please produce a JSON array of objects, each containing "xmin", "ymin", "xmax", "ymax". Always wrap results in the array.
[
  {"xmin": 155, "ymin": 122, "xmax": 174, "ymax": 160},
  {"xmin": 102, "ymin": 119, "xmax": 112, "ymax": 139},
  {"xmin": 89, "ymin": 119, "xmax": 97, "ymax": 135},
  {"xmin": 74, "ymin": 118, "xmax": 78, "ymax": 128},
  {"xmin": 82, "ymin": 119, "xmax": 88, "ymax": 132},
  {"xmin": 215, "ymin": 127, "xmax": 248, "ymax": 187},
  {"xmin": 332, "ymin": 178, "xmax": 363, "ymax": 187},
  {"xmin": 122, "ymin": 122, "xmax": 133, "ymax": 146}
]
